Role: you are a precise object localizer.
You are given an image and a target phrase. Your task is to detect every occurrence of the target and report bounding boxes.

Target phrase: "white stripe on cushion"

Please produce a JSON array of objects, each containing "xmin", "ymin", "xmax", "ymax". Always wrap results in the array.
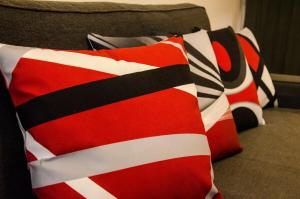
[
  {"xmin": 230, "ymin": 102, "xmax": 265, "ymax": 125},
  {"xmin": 22, "ymin": 49, "xmax": 157, "ymax": 76},
  {"xmin": 16, "ymin": 116, "xmax": 116, "ymax": 198},
  {"xmin": 184, "ymin": 31, "xmax": 220, "ymax": 75},
  {"xmin": 21, "ymin": 48, "xmax": 194, "ymax": 97},
  {"xmin": 257, "ymin": 87, "xmax": 269, "ymax": 108},
  {"xmin": 66, "ymin": 178, "xmax": 117, "ymax": 199},
  {"xmin": 201, "ymin": 93, "xmax": 229, "ymax": 131},
  {"xmin": 189, "ymin": 64, "xmax": 223, "ymax": 87},
  {"xmin": 187, "ymin": 53, "xmax": 222, "ymax": 83},
  {"xmin": 261, "ymin": 65, "xmax": 276, "ymax": 96},
  {"xmin": 24, "ymin": 130, "xmax": 116, "ymax": 198},
  {"xmin": 26, "ymin": 131, "xmax": 55, "ymax": 160},
  {"xmin": 175, "ymin": 83, "xmax": 197, "ymax": 97},
  {"xmin": 161, "ymin": 40, "xmax": 188, "ymax": 60},
  {"xmin": 0, "ymin": 45, "xmax": 32, "ymax": 85},
  {"xmin": 239, "ymin": 28, "xmax": 260, "ymax": 50},
  {"xmin": 196, "ymin": 85, "xmax": 223, "ymax": 96},
  {"xmin": 197, "ymin": 98, "xmax": 215, "ymax": 112},
  {"xmin": 29, "ymin": 133, "xmax": 210, "ymax": 188}
]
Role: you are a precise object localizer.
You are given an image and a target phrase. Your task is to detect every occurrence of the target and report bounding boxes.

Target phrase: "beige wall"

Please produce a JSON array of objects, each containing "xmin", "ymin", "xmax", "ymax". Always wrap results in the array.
[
  {"xmin": 199, "ymin": 0, "xmax": 246, "ymax": 31},
  {"xmin": 38, "ymin": 0, "xmax": 245, "ymax": 30}
]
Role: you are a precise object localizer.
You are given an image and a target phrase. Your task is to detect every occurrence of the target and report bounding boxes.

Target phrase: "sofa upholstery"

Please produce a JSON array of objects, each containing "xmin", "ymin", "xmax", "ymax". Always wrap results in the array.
[
  {"xmin": 214, "ymin": 108, "xmax": 300, "ymax": 198},
  {"xmin": 0, "ymin": 0, "xmax": 210, "ymax": 49}
]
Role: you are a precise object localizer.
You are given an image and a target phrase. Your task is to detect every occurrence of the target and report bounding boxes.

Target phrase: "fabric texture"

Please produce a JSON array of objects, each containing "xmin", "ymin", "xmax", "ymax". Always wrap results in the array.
[
  {"xmin": 87, "ymin": 30, "xmax": 242, "ymax": 161},
  {"xmin": 208, "ymin": 27, "xmax": 265, "ymax": 132},
  {"xmin": 214, "ymin": 108, "xmax": 300, "ymax": 199},
  {"xmin": 0, "ymin": 0, "xmax": 210, "ymax": 50},
  {"xmin": 236, "ymin": 27, "xmax": 277, "ymax": 108},
  {"xmin": 0, "ymin": 37, "xmax": 220, "ymax": 199}
]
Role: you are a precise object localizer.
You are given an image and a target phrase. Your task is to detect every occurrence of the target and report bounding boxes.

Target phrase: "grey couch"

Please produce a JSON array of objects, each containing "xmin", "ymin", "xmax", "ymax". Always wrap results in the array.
[
  {"xmin": 214, "ymin": 108, "xmax": 300, "ymax": 198},
  {"xmin": 0, "ymin": 1, "xmax": 299, "ymax": 198}
]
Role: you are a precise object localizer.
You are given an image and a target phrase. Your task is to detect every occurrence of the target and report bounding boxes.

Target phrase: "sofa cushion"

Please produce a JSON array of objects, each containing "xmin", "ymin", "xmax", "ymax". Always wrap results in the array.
[
  {"xmin": 213, "ymin": 108, "xmax": 300, "ymax": 199},
  {"xmin": 0, "ymin": 37, "xmax": 221, "ymax": 199},
  {"xmin": 208, "ymin": 27, "xmax": 265, "ymax": 132},
  {"xmin": 237, "ymin": 28, "xmax": 277, "ymax": 108}
]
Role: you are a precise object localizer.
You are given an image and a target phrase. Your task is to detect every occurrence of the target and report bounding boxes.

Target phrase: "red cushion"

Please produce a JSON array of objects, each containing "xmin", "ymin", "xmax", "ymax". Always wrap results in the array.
[
  {"xmin": 208, "ymin": 27, "xmax": 265, "ymax": 132},
  {"xmin": 0, "ymin": 37, "xmax": 221, "ymax": 199}
]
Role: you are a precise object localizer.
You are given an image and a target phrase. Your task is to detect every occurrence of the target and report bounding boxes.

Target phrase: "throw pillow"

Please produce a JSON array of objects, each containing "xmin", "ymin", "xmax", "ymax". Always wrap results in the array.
[
  {"xmin": 0, "ymin": 37, "xmax": 221, "ymax": 199},
  {"xmin": 236, "ymin": 27, "xmax": 277, "ymax": 108},
  {"xmin": 208, "ymin": 27, "xmax": 265, "ymax": 132}
]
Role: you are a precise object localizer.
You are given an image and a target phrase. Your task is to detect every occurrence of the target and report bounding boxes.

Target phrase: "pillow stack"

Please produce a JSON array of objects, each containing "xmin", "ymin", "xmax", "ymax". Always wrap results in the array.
[
  {"xmin": 88, "ymin": 30, "xmax": 242, "ymax": 161},
  {"xmin": 86, "ymin": 25, "xmax": 276, "ymax": 162},
  {"xmin": 0, "ymin": 19, "xmax": 275, "ymax": 198}
]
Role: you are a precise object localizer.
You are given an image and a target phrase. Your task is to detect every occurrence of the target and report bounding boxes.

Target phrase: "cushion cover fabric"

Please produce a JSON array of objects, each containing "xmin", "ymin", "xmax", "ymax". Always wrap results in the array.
[
  {"xmin": 236, "ymin": 28, "xmax": 277, "ymax": 108},
  {"xmin": 0, "ymin": 37, "xmax": 220, "ymax": 199},
  {"xmin": 87, "ymin": 30, "xmax": 242, "ymax": 161},
  {"xmin": 208, "ymin": 27, "xmax": 265, "ymax": 132}
]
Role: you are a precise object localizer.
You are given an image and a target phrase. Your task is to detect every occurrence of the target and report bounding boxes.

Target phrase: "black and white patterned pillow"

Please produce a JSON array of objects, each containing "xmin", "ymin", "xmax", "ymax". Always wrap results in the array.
[{"xmin": 88, "ymin": 31, "xmax": 224, "ymax": 111}]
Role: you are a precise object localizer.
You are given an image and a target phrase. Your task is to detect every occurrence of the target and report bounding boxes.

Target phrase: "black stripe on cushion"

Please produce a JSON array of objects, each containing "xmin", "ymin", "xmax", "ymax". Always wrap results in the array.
[{"xmin": 17, "ymin": 64, "xmax": 192, "ymax": 130}]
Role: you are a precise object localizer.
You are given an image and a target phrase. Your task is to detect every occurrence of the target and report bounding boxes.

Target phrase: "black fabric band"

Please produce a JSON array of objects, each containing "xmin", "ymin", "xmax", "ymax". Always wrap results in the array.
[{"xmin": 17, "ymin": 64, "xmax": 192, "ymax": 130}]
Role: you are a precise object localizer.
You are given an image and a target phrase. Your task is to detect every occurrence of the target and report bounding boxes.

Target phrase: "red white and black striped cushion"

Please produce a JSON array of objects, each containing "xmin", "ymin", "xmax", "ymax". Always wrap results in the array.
[
  {"xmin": 208, "ymin": 27, "xmax": 265, "ymax": 132},
  {"xmin": 87, "ymin": 30, "xmax": 242, "ymax": 161},
  {"xmin": 236, "ymin": 27, "xmax": 277, "ymax": 108},
  {"xmin": 0, "ymin": 38, "xmax": 221, "ymax": 199}
]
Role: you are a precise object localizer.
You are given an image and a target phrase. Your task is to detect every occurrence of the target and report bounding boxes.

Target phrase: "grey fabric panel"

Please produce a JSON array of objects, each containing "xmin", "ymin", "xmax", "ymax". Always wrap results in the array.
[
  {"xmin": 214, "ymin": 108, "xmax": 300, "ymax": 199},
  {"xmin": 1, "ymin": 0, "xmax": 202, "ymax": 13},
  {"xmin": 0, "ymin": 1, "xmax": 210, "ymax": 50}
]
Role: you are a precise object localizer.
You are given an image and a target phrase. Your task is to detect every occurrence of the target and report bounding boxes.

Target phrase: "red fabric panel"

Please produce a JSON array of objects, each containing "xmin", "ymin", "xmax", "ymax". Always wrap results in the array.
[
  {"xmin": 236, "ymin": 35, "xmax": 260, "ymax": 72},
  {"xmin": 29, "ymin": 88, "xmax": 203, "ymax": 155},
  {"xmin": 211, "ymin": 41, "xmax": 232, "ymax": 72},
  {"xmin": 34, "ymin": 183, "xmax": 85, "ymax": 199},
  {"xmin": 227, "ymin": 82, "xmax": 259, "ymax": 105},
  {"xmin": 80, "ymin": 37, "xmax": 188, "ymax": 67},
  {"xmin": 26, "ymin": 150, "xmax": 37, "ymax": 162},
  {"xmin": 10, "ymin": 58, "xmax": 115, "ymax": 106},
  {"xmin": 206, "ymin": 111, "xmax": 242, "ymax": 161}
]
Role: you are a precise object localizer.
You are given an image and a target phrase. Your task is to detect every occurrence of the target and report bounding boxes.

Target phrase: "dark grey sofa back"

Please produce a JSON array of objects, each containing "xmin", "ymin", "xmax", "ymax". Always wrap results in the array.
[
  {"xmin": 0, "ymin": 0, "xmax": 210, "ymax": 49},
  {"xmin": 0, "ymin": 1, "xmax": 210, "ymax": 198}
]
